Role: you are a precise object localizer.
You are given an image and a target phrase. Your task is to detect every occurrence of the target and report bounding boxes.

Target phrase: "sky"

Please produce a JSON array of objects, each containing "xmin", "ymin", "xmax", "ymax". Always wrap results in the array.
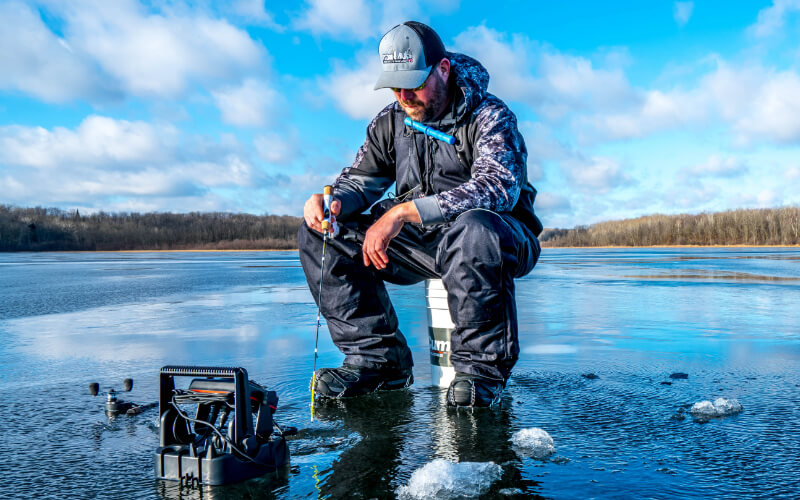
[{"xmin": 1, "ymin": 0, "xmax": 800, "ymax": 228}]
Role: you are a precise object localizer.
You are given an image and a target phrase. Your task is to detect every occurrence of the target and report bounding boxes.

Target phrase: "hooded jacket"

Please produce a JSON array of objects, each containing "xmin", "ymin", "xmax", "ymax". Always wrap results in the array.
[{"xmin": 333, "ymin": 53, "xmax": 543, "ymax": 237}]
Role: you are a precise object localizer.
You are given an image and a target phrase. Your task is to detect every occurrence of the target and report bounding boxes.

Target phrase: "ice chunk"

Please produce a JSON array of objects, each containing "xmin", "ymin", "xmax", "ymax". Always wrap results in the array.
[
  {"xmin": 510, "ymin": 428, "xmax": 556, "ymax": 459},
  {"xmin": 690, "ymin": 397, "xmax": 743, "ymax": 417},
  {"xmin": 690, "ymin": 400, "xmax": 716, "ymax": 416},
  {"xmin": 397, "ymin": 459, "xmax": 502, "ymax": 499}
]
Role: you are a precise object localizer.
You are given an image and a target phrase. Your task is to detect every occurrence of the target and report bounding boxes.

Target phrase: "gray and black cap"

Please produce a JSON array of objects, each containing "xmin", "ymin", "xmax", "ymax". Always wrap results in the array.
[{"xmin": 374, "ymin": 21, "xmax": 447, "ymax": 90}]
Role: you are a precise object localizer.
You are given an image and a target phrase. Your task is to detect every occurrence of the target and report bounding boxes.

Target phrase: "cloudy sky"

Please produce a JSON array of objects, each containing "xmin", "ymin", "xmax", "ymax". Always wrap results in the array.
[{"xmin": 1, "ymin": 0, "xmax": 799, "ymax": 228}]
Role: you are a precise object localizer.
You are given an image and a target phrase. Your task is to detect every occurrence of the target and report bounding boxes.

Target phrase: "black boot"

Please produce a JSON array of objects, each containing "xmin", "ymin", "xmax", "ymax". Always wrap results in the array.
[
  {"xmin": 447, "ymin": 372, "xmax": 504, "ymax": 407},
  {"xmin": 313, "ymin": 364, "xmax": 413, "ymax": 399}
]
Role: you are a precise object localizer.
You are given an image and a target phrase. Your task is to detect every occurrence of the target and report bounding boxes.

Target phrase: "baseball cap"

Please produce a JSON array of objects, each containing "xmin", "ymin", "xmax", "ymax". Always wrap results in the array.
[{"xmin": 374, "ymin": 21, "xmax": 447, "ymax": 90}]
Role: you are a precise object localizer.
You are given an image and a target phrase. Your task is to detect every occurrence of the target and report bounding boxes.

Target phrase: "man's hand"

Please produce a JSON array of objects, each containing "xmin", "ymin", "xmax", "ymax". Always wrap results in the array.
[
  {"xmin": 363, "ymin": 201, "xmax": 421, "ymax": 270},
  {"xmin": 303, "ymin": 193, "xmax": 341, "ymax": 234}
]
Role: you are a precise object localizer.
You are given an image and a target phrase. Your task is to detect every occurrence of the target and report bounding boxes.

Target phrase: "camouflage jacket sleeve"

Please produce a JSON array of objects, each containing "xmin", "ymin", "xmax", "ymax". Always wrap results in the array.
[
  {"xmin": 332, "ymin": 104, "xmax": 396, "ymax": 220},
  {"xmin": 413, "ymin": 95, "xmax": 526, "ymax": 225}
]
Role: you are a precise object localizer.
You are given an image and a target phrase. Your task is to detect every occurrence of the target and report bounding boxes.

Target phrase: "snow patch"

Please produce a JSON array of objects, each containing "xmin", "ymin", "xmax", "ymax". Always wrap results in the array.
[
  {"xmin": 510, "ymin": 427, "xmax": 556, "ymax": 459},
  {"xmin": 690, "ymin": 397, "xmax": 743, "ymax": 417},
  {"xmin": 397, "ymin": 459, "xmax": 502, "ymax": 499}
]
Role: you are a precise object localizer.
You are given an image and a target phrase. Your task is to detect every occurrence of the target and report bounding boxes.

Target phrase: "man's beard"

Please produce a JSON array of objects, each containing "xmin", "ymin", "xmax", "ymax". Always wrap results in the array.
[{"xmin": 400, "ymin": 73, "xmax": 449, "ymax": 122}]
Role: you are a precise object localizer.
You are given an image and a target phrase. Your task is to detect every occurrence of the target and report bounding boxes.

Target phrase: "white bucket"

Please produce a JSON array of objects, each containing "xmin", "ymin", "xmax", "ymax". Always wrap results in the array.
[{"xmin": 425, "ymin": 279, "xmax": 455, "ymax": 388}]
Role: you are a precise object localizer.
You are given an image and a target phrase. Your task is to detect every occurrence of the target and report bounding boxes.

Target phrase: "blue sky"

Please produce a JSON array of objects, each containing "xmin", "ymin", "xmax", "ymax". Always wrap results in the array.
[{"xmin": 2, "ymin": 0, "xmax": 800, "ymax": 228}]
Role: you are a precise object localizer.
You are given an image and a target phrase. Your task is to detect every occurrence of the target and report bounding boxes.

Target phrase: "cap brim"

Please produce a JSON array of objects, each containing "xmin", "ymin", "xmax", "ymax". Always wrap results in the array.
[{"xmin": 374, "ymin": 66, "xmax": 432, "ymax": 90}]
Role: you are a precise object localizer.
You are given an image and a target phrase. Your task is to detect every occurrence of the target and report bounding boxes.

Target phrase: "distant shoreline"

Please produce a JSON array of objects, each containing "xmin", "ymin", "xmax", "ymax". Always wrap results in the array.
[
  {"xmin": 5, "ymin": 206, "xmax": 798, "ymax": 251},
  {"xmin": 541, "ymin": 244, "xmax": 800, "ymax": 249},
  {"xmin": 55, "ymin": 248, "xmax": 295, "ymax": 253},
  {"xmin": 6, "ymin": 243, "xmax": 799, "ymax": 253}
]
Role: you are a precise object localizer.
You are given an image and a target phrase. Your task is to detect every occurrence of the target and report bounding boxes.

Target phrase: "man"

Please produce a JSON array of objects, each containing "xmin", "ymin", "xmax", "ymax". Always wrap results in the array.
[{"xmin": 299, "ymin": 21, "xmax": 542, "ymax": 407}]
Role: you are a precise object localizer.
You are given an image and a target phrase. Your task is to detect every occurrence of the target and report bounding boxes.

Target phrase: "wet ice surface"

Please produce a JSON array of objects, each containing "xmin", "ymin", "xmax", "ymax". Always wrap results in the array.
[
  {"xmin": 396, "ymin": 459, "xmax": 503, "ymax": 499},
  {"xmin": 2, "ymin": 248, "xmax": 800, "ymax": 499}
]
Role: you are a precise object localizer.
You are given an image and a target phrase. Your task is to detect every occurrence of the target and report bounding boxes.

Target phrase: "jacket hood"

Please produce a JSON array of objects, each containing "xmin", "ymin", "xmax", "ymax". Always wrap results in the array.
[{"xmin": 449, "ymin": 52, "xmax": 489, "ymax": 118}]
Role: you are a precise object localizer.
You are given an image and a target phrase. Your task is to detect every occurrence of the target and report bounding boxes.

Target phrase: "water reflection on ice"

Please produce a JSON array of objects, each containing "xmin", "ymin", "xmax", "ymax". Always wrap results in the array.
[
  {"xmin": 523, "ymin": 344, "xmax": 578, "ymax": 355},
  {"xmin": 396, "ymin": 459, "xmax": 503, "ymax": 499}
]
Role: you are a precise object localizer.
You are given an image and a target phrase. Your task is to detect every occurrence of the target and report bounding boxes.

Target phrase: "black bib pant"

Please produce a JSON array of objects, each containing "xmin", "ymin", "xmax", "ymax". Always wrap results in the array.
[{"xmin": 298, "ymin": 208, "xmax": 540, "ymax": 383}]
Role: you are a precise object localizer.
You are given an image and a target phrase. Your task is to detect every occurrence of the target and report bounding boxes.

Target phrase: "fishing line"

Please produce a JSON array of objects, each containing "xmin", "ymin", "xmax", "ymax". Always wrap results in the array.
[{"xmin": 311, "ymin": 185, "xmax": 335, "ymax": 421}]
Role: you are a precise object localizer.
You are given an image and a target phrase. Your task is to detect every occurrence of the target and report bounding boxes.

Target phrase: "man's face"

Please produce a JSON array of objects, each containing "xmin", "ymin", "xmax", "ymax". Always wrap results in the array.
[{"xmin": 392, "ymin": 65, "xmax": 449, "ymax": 122}]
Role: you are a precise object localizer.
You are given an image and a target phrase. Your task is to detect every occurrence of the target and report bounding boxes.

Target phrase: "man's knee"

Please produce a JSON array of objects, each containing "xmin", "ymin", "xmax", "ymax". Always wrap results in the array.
[
  {"xmin": 438, "ymin": 210, "xmax": 509, "ymax": 267},
  {"xmin": 452, "ymin": 209, "xmax": 507, "ymax": 234}
]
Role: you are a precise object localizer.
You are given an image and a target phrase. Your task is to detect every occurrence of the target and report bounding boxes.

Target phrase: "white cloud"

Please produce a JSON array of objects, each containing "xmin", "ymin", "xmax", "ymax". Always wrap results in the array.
[
  {"xmin": 453, "ymin": 26, "xmax": 539, "ymax": 103},
  {"xmin": 322, "ymin": 52, "xmax": 394, "ymax": 120},
  {"xmin": 294, "ymin": 0, "xmax": 373, "ymax": 40},
  {"xmin": 539, "ymin": 51, "xmax": 633, "ymax": 111},
  {"xmin": 0, "ymin": 114, "xmax": 330, "ymax": 215},
  {"xmin": 689, "ymin": 155, "xmax": 749, "ymax": 178},
  {"xmin": 666, "ymin": 182, "xmax": 721, "ymax": 211},
  {"xmin": 0, "ymin": 1, "xmax": 117, "ymax": 102},
  {"xmin": 0, "ymin": 1, "xmax": 267, "ymax": 102},
  {"xmin": 534, "ymin": 192, "xmax": 571, "ymax": 214},
  {"xmin": 575, "ymin": 59, "xmax": 800, "ymax": 146},
  {"xmin": 448, "ymin": 25, "xmax": 800, "ymax": 147},
  {"xmin": 254, "ymin": 131, "xmax": 302, "ymax": 165},
  {"xmin": 521, "ymin": 122, "xmax": 568, "ymax": 162},
  {"xmin": 731, "ymin": 70, "xmax": 800, "ymax": 144},
  {"xmin": 70, "ymin": 1, "xmax": 265, "ymax": 97},
  {"xmin": 749, "ymin": 0, "xmax": 800, "ymax": 37},
  {"xmin": 673, "ymin": 2, "xmax": 694, "ymax": 27},
  {"xmin": 0, "ymin": 116, "xmax": 177, "ymax": 169},
  {"xmin": 212, "ymin": 78, "xmax": 281, "ymax": 127},
  {"xmin": 0, "ymin": 116, "xmax": 257, "ymax": 207},
  {"xmin": 578, "ymin": 87, "xmax": 706, "ymax": 141},
  {"xmin": 376, "ymin": 1, "xmax": 459, "ymax": 35},
  {"xmin": 693, "ymin": 62, "xmax": 800, "ymax": 145},
  {"xmin": 757, "ymin": 189, "xmax": 779, "ymax": 206},
  {"xmin": 294, "ymin": 0, "xmax": 460, "ymax": 41},
  {"xmin": 453, "ymin": 26, "xmax": 636, "ymax": 121},
  {"xmin": 229, "ymin": 0, "xmax": 284, "ymax": 29},
  {"xmin": 561, "ymin": 155, "xmax": 632, "ymax": 194}
]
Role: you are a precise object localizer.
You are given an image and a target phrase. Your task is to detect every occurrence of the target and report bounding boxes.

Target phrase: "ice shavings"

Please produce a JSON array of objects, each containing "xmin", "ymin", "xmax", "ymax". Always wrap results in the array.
[
  {"xmin": 396, "ymin": 459, "xmax": 503, "ymax": 499},
  {"xmin": 510, "ymin": 428, "xmax": 556, "ymax": 459},
  {"xmin": 690, "ymin": 397, "xmax": 743, "ymax": 418}
]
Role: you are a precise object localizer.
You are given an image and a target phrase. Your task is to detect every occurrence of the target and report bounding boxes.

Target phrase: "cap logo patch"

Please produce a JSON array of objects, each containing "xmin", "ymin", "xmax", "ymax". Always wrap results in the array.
[{"xmin": 382, "ymin": 48, "xmax": 413, "ymax": 64}]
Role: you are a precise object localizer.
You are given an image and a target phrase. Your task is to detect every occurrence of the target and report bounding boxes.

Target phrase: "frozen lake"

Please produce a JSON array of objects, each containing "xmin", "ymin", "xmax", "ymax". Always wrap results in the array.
[{"xmin": 1, "ymin": 248, "xmax": 799, "ymax": 499}]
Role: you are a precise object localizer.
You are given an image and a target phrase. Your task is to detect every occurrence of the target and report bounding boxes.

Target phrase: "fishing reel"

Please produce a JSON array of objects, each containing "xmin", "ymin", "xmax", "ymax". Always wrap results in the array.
[{"xmin": 88, "ymin": 378, "xmax": 155, "ymax": 417}]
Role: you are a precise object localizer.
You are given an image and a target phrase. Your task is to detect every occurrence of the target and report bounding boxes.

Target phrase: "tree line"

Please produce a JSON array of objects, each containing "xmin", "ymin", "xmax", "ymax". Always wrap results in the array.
[
  {"xmin": 3, "ymin": 204, "xmax": 799, "ymax": 251},
  {"xmin": 540, "ymin": 206, "xmax": 800, "ymax": 247},
  {"xmin": 0, "ymin": 205, "xmax": 303, "ymax": 251}
]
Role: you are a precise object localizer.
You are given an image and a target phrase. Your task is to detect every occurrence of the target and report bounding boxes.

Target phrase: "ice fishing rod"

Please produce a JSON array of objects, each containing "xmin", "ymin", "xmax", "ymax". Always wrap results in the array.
[
  {"xmin": 404, "ymin": 117, "xmax": 455, "ymax": 145},
  {"xmin": 310, "ymin": 185, "xmax": 337, "ymax": 421}
]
